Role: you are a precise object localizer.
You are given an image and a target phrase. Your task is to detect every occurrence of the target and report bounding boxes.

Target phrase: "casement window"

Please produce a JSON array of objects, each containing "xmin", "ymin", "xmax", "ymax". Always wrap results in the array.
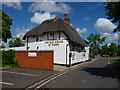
[
  {"xmin": 33, "ymin": 36, "xmax": 35, "ymax": 38},
  {"xmin": 49, "ymin": 32, "xmax": 54, "ymax": 40}
]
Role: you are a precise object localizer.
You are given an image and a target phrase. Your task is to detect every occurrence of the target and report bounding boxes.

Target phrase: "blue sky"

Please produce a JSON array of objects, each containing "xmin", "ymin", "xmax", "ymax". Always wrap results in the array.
[{"xmin": 1, "ymin": 1, "xmax": 119, "ymax": 45}]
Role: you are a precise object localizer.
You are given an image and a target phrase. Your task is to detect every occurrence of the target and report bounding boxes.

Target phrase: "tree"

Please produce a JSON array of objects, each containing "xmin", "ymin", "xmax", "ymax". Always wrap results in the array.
[
  {"xmin": 0, "ymin": 10, "xmax": 12, "ymax": 42},
  {"xmin": 0, "ymin": 44, "xmax": 5, "ymax": 48},
  {"xmin": 109, "ymin": 43, "xmax": 118, "ymax": 56},
  {"xmin": 104, "ymin": 2, "xmax": 120, "ymax": 32},
  {"xmin": 117, "ymin": 45, "xmax": 120, "ymax": 56},
  {"xmin": 87, "ymin": 33, "xmax": 106, "ymax": 55},
  {"xmin": 100, "ymin": 44, "xmax": 110, "ymax": 56},
  {"xmin": 9, "ymin": 37, "xmax": 25, "ymax": 47}
]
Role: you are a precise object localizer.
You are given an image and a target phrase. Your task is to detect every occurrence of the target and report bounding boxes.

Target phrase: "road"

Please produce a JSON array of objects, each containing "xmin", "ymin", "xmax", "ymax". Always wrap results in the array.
[
  {"xmin": 2, "ymin": 68, "xmax": 58, "ymax": 88},
  {"xmin": 35, "ymin": 57, "xmax": 119, "ymax": 89}
]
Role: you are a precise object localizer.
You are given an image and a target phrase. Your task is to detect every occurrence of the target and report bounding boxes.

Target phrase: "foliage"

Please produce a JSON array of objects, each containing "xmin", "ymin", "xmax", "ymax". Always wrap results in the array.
[
  {"xmin": 109, "ymin": 43, "xmax": 118, "ymax": 56},
  {"xmin": 110, "ymin": 59, "xmax": 120, "ymax": 77},
  {"xmin": 0, "ymin": 44, "xmax": 5, "ymax": 48},
  {"xmin": 2, "ymin": 50, "xmax": 20, "ymax": 67},
  {"xmin": 104, "ymin": 2, "xmax": 120, "ymax": 32},
  {"xmin": 100, "ymin": 43, "xmax": 120, "ymax": 56},
  {"xmin": 0, "ymin": 10, "xmax": 12, "ymax": 42},
  {"xmin": 9, "ymin": 37, "xmax": 25, "ymax": 47},
  {"xmin": 117, "ymin": 45, "xmax": 120, "ymax": 56},
  {"xmin": 87, "ymin": 33, "xmax": 106, "ymax": 55},
  {"xmin": 110, "ymin": 59, "xmax": 120, "ymax": 64},
  {"xmin": 100, "ymin": 44, "xmax": 110, "ymax": 56}
]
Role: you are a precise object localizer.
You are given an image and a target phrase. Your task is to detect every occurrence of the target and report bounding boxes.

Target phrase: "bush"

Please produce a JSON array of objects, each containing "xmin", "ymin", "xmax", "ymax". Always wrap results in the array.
[
  {"xmin": 2, "ymin": 50, "xmax": 20, "ymax": 67},
  {"xmin": 110, "ymin": 59, "xmax": 120, "ymax": 78},
  {"xmin": 110, "ymin": 59, "xmax": 120, "ymax": 64}
]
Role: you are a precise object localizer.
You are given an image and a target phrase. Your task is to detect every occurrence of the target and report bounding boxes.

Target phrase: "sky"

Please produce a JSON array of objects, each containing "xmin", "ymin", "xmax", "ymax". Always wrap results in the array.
[{"xmin": 1, "ymin": 1, "xmax": 120, "ymax": 45}]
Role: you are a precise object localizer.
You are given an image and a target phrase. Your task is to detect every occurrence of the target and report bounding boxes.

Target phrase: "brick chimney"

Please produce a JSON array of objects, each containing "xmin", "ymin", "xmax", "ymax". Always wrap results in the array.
[{"xmin": 63, "ymin": 14, "xmax": 70, "ymax": 25}]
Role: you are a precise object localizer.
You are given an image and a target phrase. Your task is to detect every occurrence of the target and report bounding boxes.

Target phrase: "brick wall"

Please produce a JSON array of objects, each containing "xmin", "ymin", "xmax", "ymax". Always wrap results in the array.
[{"xmin": 16, "ymin": 51, "xmax": 53, "ymax": 70}]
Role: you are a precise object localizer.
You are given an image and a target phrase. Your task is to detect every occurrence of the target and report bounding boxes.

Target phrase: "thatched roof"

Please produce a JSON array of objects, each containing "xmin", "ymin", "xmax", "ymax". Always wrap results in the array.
[{"xmin": 23, "ymin": 17, "xmax": 88, "ymax": 46}]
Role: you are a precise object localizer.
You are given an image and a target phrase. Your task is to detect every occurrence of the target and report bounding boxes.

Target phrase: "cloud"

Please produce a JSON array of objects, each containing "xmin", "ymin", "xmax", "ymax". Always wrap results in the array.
[
  {"xmin": 100, "ymin": 32, "xmax": 120, "ymax": 42},
  {"xmin": 29, "ymin": 1, "xmax": 71, "ymax": 14},
  {"xmin": 31, "ymin": 12, "xmax": 56, "ymax": 24},
  {"xmin": 83, "ymin": 18, "xmax": 90, "ymax": 21},
  {"xmin": 95, "ymin": 18, "xmax": 116, "ymax": 33},
  {"xmin": 100, "ymin": 32, "xmax": 111, "ymax": 37},
  {"xmin": 15, "ymin": 27, "xmax": 31, "ymax": 39},
  {"xmin": 105, "ymin": 0, "xmax": 120, "ymax": 2},
  {"xmin": 1, "ymin": 0, "xmax": 22, "ymax": 10},
  {"xmin": 76, "ymin": 28, "xmax": 87, "ymax": 35}
]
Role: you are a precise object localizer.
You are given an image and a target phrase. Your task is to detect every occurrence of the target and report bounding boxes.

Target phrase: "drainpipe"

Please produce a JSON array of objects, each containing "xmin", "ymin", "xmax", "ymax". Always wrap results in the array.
[
  {"xmin": 69, "ymin": 52, "xmax": 72, "ymax": 67},
  {"xmin": 66, "ymin": 44, "xmax": 68, "ymax": 66},
  {"xmin": 26, "ymin": 37, "xmax": 28, "ymax": 50}
]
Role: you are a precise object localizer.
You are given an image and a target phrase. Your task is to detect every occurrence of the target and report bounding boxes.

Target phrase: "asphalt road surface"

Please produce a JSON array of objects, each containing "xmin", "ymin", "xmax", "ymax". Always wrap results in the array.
[
  {"xmin": 1, "ymin": 68, "xmax": 58, "ymax": 89},
  {"xmin": 39, "ymin": 57, "xmax": 119, "ymax": 88}
]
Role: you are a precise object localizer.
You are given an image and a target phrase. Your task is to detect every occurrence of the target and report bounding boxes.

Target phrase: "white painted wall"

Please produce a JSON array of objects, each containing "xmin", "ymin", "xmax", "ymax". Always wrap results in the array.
[
  {"xmin": 0, "ymin": 46, "xmax": 26, "ymax": 51},
  {"xmin": 28, "ymin": 36, "xmax": 36, "ymax": 43},
  {"xmin": 54, "ymin": 32, "xmax": 59, "ymax": 40},
  {"xmin": 84, "ymin": 47, "xmax": 89, "ymax": 61},
  {"xmin": 71, "ymin": 46, "xmax": 89, "ymax": 64},
  {"xmin": 39, "ymin": 34, "xmax": 47, "ymax": 41},
  {"xmin": 71, "ymin": 51, "xmax": 85, "ymax": 64}
]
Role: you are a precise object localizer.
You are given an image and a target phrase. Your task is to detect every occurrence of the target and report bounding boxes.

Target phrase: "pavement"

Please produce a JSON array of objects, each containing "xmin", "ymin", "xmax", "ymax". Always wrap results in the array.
[
  {"xmin": 54, "ymin": 65, "xmax": 68, "ymax": 71},
  {"xmin": 34, "ymin": 57, "xmax": 119, "ymax": 89}
]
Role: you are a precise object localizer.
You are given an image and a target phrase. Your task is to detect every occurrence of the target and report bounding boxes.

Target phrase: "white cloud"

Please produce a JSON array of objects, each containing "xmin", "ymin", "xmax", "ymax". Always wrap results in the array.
[
  {"xmin": 100, "ymin": 32, "xmax": 120, "ymax": 42},
  {"xmin": 31, "ymin": 12, "xmax": 56, "ymax": 24},
  {"xmin": 29, "ymin": 1, "xmax": 71, "ymax": 14},
  {"xmin": 15, "ymin": 27, "xmax": 31, "ymax": 39},
  {"xmin": 76, "ymin": 28, "xmax": 87, "ymax": 35},
  {"xmin": 83, "ymin": 18, "xmax": 90, "ymax": 21},
  {"xmin": 95, "ymin": 18, "xmax": 116, "ymax": 33},
  {"xmin": 100, "ymin": 32, "xmax": 111, "ymax": 37},
  {"xmin": 105, "ymin": 0, "xmax": 120, "ymax": 2},
  {"xmin": 1, "ymin": 0, "xmax": 22, "ymax": 10}
]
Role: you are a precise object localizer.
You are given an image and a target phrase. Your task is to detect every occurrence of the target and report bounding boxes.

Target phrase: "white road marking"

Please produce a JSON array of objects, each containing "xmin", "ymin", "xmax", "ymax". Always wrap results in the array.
[
  {"xmin": 1, "ymin": 71, "xmax": 38, "ymax": 76},
  {"xmin": 0, "ymin": 82, "xmax": 14, "ymax": 85}
]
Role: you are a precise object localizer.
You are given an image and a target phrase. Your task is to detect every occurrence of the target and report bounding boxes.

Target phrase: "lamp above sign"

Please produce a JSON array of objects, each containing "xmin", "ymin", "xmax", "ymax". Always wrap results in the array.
[{"xmin": 28, "ymin": 52, "xmax": 37, "ymax": 57}]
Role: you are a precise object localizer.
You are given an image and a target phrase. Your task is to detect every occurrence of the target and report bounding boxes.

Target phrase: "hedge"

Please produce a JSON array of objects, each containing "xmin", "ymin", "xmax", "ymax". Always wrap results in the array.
[{"xmin": 2, "ymin": 50, "xmax": 20, "ymax": 67}]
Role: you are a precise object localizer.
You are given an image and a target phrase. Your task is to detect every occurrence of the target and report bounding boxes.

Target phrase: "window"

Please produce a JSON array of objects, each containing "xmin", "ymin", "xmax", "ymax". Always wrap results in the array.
[
  {"xmin": 50, "ymin": 33, "xmax": 53, "ymax": 36},
  {"xmin": 49, "ymin": 32, "xmax": 54, "ymax": 40}
]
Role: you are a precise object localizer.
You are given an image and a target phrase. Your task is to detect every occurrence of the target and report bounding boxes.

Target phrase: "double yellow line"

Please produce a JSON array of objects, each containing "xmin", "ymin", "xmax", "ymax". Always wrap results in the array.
[
  {"xmin": 34, "ymin": 59, "xmax": 94, "ymax": 90},
  {"xmin": 35, "ymin": 70, "xmax": 69, "ymax": 89}
]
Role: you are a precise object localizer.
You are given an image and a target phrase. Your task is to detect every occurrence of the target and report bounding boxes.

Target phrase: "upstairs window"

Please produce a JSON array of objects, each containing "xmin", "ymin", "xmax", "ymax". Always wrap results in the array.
[{"xmin": 49, "ymin": 32, "xmax": 54, "ymax": 40}]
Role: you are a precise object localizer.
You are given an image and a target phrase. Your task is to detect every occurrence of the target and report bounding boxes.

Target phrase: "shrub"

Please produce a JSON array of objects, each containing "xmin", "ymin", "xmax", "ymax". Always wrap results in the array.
[
  {"xmin": 110, "ymin": 59, "xmax": 120, "ymax": 78},
  {"xmin": 2, "ymin": 50, "xmax": 20, "ymax": 67}
]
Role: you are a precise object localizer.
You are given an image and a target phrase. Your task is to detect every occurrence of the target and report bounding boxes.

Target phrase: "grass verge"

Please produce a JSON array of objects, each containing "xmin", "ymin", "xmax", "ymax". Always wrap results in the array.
[{"xmin": 109, "ymin": 59, "xmax": 120, "ymax": 79}]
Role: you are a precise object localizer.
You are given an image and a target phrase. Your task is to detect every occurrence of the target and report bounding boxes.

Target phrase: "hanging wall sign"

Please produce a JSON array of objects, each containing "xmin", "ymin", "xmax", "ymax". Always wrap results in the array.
[{"xmin": 28, "ymin": 52, "xmax": 37, "ymax": 57}]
